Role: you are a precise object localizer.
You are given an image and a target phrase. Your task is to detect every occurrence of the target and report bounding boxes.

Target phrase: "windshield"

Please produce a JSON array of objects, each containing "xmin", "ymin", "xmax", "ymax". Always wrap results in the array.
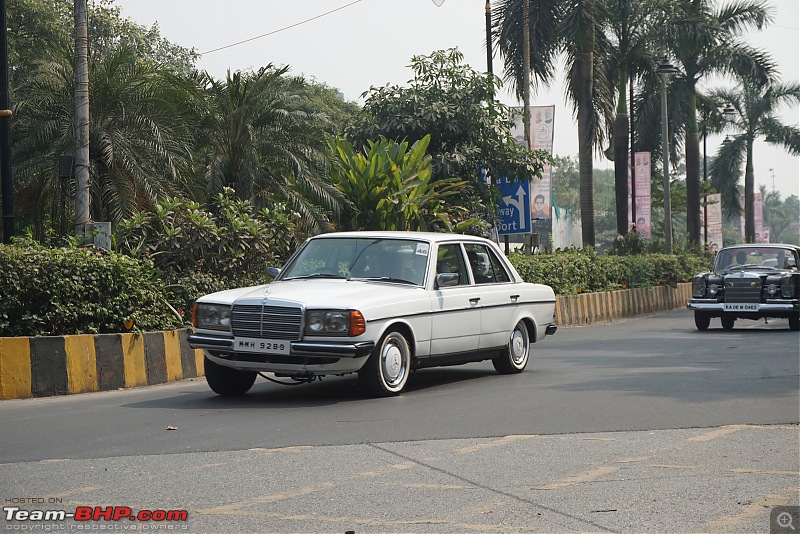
[
  {"xmin": 713, "ymin": 247, "xmax": 798, "ymax": 272},
  {"xmin": 280, "ymin": 237, "xmax": 430, "ymax": 286}
]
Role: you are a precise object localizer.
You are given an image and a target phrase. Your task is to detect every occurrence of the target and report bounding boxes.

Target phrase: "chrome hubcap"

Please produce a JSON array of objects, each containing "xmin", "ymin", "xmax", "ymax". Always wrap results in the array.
[
  {"xmin": 510, "ymin": 327, "xmax": 528, "ymax": 365},
  {"xmin": 382, "ymin": 339, "xmax": 406, "ymax": 386}
]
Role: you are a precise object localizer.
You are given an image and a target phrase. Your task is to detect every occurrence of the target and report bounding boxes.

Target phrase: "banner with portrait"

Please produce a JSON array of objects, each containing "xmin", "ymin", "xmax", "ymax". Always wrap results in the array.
[
  {"xmin": 511, "ymin": 105, "xmax": 555, "ymax": 221},
  {"xmin": 627, "ymin": 152, "xmax": 652, "ymax": 239}
]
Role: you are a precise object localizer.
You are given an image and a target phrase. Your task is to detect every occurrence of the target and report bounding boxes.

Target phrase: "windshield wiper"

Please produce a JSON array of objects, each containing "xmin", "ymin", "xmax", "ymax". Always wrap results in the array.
[
  {"xmin": 283, "ymin": 273, "xmax": 345, "ymax": 280},
  {"xmin": 351, "ymin": 276, "xmax": 417, "ymax": 285}
]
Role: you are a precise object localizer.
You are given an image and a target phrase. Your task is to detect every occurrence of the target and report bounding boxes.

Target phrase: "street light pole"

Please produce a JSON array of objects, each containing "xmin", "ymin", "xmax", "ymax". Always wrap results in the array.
[
  {"xmin": 702, "ymin": 114, "xmax": 707, "ymax": 245},
  {"xmin": 656, "ymin": 56, "xmax": 677, "ymax": 254},
  {"xmin": 0, "ymin": 0, "xmax": 13, "ymax": 243}
]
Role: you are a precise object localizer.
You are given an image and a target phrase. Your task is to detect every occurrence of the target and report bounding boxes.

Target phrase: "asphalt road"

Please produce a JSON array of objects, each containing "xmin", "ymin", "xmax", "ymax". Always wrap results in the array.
[{"xmin": 1, "ymin": 308, "xmax": 798, "ymax": 533}]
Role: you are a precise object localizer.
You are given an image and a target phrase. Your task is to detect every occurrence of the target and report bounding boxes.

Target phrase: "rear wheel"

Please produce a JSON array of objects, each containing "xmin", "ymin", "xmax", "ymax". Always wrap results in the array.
[
  {"xmin": 721, "ymin": 316, "xmax": 736, "ymax": 331},
  {"xmin": 204, "ymin": 356, "xmax": 257, "ymax": 396},
  {"xmin": 789, "ymin": 316, "xmax": 800, "ymax": 332},
  {"xmin": 493, "ymin": 320, "xmax": 530, "ymax": 374},
  {"xmin": 359, "ymin": 330, "xmax": 411, "ymax": 397},
  {"xmin": 694, "ymin": 312, "xmax": 711, "ymax": 331}
]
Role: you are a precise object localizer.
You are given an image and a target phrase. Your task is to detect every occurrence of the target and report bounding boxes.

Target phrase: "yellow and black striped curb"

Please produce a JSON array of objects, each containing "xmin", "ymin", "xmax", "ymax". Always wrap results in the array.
[
  {"xmin": 0, "ymin": 284, "xmax": 691, "ymax": 400},
  {"xmin": 555, "ymin": 282, "xmax": 691, "ymax": 326},
  {"xmin": 0, "ymin": 329, "xmax": 204, "ymax": 400}
]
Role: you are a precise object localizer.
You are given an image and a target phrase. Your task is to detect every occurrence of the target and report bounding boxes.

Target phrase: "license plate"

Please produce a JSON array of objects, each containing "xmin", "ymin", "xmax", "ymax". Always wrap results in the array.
[
  {"xmin": 723, "ymin": 303, "xmax": 759, "ymax": 312},
  {"xmin": 234, "ymin": 337, "xmax": 291, "ymax": 354}
]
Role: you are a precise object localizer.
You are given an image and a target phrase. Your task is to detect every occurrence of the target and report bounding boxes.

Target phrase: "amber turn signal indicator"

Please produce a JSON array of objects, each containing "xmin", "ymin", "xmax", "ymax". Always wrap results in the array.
[{"xmin": 349, "ymin": 310, "xmax": 366, "ymax": 336}]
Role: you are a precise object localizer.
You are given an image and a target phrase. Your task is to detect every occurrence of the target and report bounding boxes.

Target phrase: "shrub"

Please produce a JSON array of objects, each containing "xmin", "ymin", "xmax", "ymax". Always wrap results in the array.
[
  {"xmin": 0, "ymin": 240, "xmax": 183, "ymax": 337},
  {"xmin": 509, "ymin": 249, "xmax": 712, "ymax": 295},
  {"xmin": 116, "ymin": 188, "xmax": 296, "ymax": 312}
]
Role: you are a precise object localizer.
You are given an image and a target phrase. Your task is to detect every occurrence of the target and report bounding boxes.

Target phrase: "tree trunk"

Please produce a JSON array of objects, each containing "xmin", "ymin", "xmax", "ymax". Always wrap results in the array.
[
  {"xmin": 614, "ymin": 113, "xmax": 629, "ymax": 236},
  {"xmin": 744, "ymin": 138, "xmax": 755, "ymax": 242},
  {"xmin": 522, "ymin": 0, "xmax": 531, "ymax": 148},
  {"xmin": 685, "ymin": 131, "xmax": 701, "ymax": 247},
  {"xmin": 73, "ymin": 0, "xmax": 90, "ymax": 236},
  {"xmin": 577, "ymin": 51, "xmax": 594, "ymax": 247}
]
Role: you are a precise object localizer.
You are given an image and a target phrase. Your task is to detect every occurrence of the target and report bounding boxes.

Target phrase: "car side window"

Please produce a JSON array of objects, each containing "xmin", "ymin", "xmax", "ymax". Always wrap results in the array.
[
  {"xmin": 436, "ymin": 244, "xmax": 469, "ymax": 286},
  {"xmin": 464, "ymin": 244, "xmax": 511, "ymax": 284}
]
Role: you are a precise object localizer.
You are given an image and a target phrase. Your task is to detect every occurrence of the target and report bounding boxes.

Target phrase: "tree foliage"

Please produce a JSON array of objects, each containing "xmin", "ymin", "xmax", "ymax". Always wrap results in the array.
[
  {"xmin": 328, "ymin": 135, "xmax": 484, "ymax": 233},
  {"xmin": 350, "ymin": 48, "xmax": 548, "ymax": 186}
]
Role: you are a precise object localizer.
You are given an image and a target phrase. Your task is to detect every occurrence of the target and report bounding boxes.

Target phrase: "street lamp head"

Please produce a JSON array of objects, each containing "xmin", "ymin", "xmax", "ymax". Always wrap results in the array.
[
  {"xmin": 722, "ymin": 103, "xmax": 736, "ymax": 120},
  {"xmin": 656, "ymin": 56, "xmax": 679, "ymax": 79}
]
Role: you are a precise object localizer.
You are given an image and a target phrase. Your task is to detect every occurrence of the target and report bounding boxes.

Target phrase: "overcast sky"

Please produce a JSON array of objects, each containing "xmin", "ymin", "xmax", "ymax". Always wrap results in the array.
[{"xmin": 114, "ymin": 0, "xmax": 799, "ymax": 200}]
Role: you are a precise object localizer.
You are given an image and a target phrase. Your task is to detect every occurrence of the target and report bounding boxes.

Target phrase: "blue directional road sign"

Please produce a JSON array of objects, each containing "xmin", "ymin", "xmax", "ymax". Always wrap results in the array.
[{"xmin": 496, "ymin": 177, "xmax": 531, "ymax": 235}]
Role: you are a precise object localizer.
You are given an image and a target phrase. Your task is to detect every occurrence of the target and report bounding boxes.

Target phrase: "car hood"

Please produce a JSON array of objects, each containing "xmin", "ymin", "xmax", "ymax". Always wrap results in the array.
[
  {"xmin": 709, "ymin": 268, "xmax": 786, "ymax": 277},
  {"xmin": 196, "ymin": 279, "xmax": 427, "ymax": 311}
]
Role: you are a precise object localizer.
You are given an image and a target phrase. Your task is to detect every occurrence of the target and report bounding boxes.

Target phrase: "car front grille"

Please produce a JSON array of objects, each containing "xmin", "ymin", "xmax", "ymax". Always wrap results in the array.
[
  {"xmin": 724, "ymin": 278, "xmax": 761, "ymax": 304},
  {"xmin": 231, "ymin": 304, "xmax": 303, "ymax": 340}
]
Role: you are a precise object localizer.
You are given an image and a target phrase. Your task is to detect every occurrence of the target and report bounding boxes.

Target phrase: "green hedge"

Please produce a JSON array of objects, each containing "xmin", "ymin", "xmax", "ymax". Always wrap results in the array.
[
  {"xmin": 0, "ymin": 237, "xmax": 713, "ymax": 337},
  {"xmin": 0, "ymin": 242, "xmax": 183, "ymax": 337},
  {"xmin": 509, "ymin": 249, "xmax": 712, "ymax": 296}
]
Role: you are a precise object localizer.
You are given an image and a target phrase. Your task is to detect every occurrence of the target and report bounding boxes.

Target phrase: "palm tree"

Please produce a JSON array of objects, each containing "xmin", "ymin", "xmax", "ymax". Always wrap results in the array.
[
  {"xmin": 495, "ymin": 0, "xmax": 610, "ymax": 247},
  {"xmin": 602, "ymin": 0, "xmax": 669, "ymax": 236},
  {"xmin": 12, "ymin": 45, "xmax": 196, "ymax": 237},
  {"xmin": 661, "ymin": 0, "xmax": 774, "ymax": 247},
  {"xmin": 708, "ymin": 79, "xmax": 800, "ymax": 241},
  {"xmin": 196, "ymin": 66, "xmax": 342, "ymax": 235}
]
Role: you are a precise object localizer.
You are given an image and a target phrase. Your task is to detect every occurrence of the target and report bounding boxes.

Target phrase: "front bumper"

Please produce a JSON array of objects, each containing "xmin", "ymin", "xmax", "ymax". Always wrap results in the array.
[
  {"xmin": 687, "ymin": 299, "xmax": 800, "ymax": 318},
  {"xmin": 188, "ymin": 333, "xmax": 375, "ymax": 375}
]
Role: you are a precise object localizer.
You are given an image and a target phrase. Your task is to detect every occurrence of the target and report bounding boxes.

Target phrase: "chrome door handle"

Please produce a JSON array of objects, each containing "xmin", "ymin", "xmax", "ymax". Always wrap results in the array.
[
  {"xmin": 469, "ymin": 297, "xmax": 481, "ymax": 304},
  {"xmin": 510, "ymin": 294, "xmax": 520, "ymax": 302}
]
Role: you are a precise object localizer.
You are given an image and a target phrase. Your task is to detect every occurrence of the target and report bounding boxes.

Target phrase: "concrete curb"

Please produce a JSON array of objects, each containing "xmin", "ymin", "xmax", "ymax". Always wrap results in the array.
[
  {"xmin": 0, "ymin": 283, "xmax": 692, "ymax": 400},
  {"xmin": 0, "ymin": 329, "xmax": 204, "ymax": 400},
  {"xmin": 555, "ymin": 282, "xmax": 691, "ymax": 326}
]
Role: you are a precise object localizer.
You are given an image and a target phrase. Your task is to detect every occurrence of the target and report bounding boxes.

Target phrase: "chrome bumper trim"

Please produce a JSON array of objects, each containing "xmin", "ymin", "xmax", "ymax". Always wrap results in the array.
[
  {"xmin": 189, "ymin": 334, "xmax": 374, "ymax": 359},
  {"xmin": 688, "ymin": 301, "xmax": 799, "ymax": 311}
]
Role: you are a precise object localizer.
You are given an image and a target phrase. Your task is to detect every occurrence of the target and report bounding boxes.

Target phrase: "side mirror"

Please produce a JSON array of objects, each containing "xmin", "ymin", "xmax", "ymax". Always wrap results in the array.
[
  {"xmin": 435, "ymin": 272, "xmax": 459, "ymax": 289},
  {"xmin": 267, "ymin": 267, "xmax": 282, "ymax": 277}
]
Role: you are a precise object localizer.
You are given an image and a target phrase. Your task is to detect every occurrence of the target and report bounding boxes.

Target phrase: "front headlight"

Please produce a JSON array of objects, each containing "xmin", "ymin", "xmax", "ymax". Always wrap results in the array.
[
  {"xmin": 305, "ymin": 310, "xmax": 366, "ymax": 336},
  {"xmin": 708, "ymin": 283, "xmax": 719, "ymax": 296},
  {"xmin": 193, "ymin": 303, "xmax": 232, "ymax": 331},
  {"xmin": 692, "ymin": 275, "xmax": 707, "ymax": 298},
  {"xmin": 781, "ymin": 275, "xmax": 796, "ymax": 298}
]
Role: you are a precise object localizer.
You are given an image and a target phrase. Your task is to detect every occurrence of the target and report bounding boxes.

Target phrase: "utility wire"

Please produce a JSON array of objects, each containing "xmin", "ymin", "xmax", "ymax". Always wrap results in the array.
[{"xmin": 199, "ymin": 0, "xmax": 365, "ymax": 55}]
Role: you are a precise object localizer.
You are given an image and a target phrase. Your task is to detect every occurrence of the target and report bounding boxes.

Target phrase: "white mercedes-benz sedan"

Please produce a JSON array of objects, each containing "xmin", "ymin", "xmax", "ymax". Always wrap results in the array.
[{"xmin": 189, "ymin": 231, "xmax": 557, "ymax": 397}]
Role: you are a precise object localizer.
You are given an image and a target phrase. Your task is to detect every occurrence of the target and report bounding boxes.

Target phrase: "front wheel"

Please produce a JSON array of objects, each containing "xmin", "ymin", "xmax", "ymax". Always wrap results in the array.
[
  {"xmin": 493, "ymin": 320, "xmax": 530, "ymax": 374},
  {"xmin": 694, "ymin": 312, "xmax": 711, "ymax": 331},
  {"xmin": 721, "ymin": 316, "xmax": 736, "ymax": 331},
  {"xmin": 789, "ymin": 316, "xmax": 800, "ymax": 332},
  {"xmin": 359, "ymin": 330, "xmax": 411, "ymax": 397},
  {"xmin": 204, "ymin": 356, "xmax": 257, "ymax": 396}
]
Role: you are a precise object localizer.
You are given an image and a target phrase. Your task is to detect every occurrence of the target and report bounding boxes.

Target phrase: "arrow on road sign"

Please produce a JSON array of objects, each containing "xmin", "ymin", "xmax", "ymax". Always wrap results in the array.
[{"xmin": 503, "ymin": 185, "xmax": 527, "ymax": 230}]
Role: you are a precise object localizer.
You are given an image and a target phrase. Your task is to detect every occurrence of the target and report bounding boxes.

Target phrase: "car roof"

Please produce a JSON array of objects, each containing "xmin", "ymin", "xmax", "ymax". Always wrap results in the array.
[
  {"xmin": 309, "ymin": 231, "xmax": 494, "ymax": 245},
  {"xmin": 720, "ymin": 243, "xmax": 800, "ymax": 252}
]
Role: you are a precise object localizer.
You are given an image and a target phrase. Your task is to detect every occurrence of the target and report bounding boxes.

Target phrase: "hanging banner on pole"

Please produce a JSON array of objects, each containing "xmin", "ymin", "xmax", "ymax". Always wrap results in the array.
[
  {"xmin": 705, "ymin": 193, "xmax": 723, "ymax": 252},
  {"xmin": 739, "ymin": 193, "xmax": 765, "ymax": 242},
  {"xmin": 511, "ymin": 105, "xmax": 555, "ymax": 221},
  {"xmin": 628, "ymin": 152, "xmax": 652, "ymax": 238}
]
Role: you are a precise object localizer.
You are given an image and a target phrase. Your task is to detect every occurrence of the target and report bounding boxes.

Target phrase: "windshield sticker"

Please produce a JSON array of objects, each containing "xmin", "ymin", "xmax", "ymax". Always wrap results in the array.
[{"xmin": 415, "ymin": 243, "xmax": 430, "ymax": 257}]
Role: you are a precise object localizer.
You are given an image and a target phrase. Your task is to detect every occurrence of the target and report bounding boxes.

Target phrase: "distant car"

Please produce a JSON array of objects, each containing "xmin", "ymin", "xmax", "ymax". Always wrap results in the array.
[
  {"xmin": 189, "ymin": 231, "xmax": 558, "ymax": 397},
  {"xmin": 688, "ymin": 244, "xmax": 800, "ymax": 331}
]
